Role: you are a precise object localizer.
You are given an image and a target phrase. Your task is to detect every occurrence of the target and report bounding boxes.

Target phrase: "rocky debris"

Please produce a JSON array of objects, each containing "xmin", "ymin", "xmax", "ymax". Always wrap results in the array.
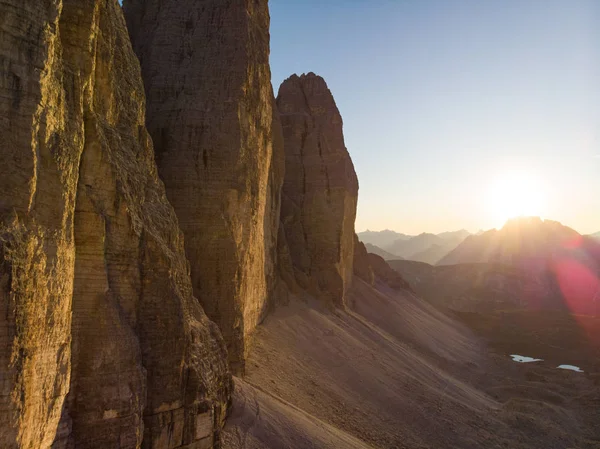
[
  {"xmin": 222, "ymin": 378, "xmax": 373, "ymax": 449},
  {"xmin": 0, "ymin": 1, "xmax": 230, "ymax": 447},
  {"xmin": 277, "ymin": 73, "xmax": 359, "ymax": 307},
  {"xmin": 124, "ymin": 0, "xmax": 280, "ymax": 375}
]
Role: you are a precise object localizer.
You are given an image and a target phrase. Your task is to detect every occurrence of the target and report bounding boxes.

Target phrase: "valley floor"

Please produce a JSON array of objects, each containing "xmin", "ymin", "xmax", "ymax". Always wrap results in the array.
[{"xmin": 223, "ymin": 282, "xmax": 600, "ymax": 448}]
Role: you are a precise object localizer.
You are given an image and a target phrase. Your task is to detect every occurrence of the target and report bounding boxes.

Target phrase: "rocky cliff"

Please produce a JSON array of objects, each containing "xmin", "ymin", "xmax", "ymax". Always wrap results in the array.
[
  {"xmin": 124, "ymin": 0, "xmax": 280, "ymax": 375},
  {"xmin": 0, "ymin": 1, "xmax": 230, "ymax": 448},
  {"xmin": 277, "ymin": 73, "xmax": 359, "ymax": 307},
  {"xmin": 368, "ymin": 253, "xmax": 412, "ymax": 290},
  {"xmin": 354, "ymin": 235, "xmax": 411, "ymax": 291},
  {"xmin": 353, "ymin": 236, "xmax": 376, "ymax": 285}
]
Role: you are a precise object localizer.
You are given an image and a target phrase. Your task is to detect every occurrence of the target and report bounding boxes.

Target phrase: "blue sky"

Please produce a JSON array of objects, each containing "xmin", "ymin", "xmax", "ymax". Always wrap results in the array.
[{"xmin": 270, "ymin": 0, "xmax": 600, "ymax": 234}]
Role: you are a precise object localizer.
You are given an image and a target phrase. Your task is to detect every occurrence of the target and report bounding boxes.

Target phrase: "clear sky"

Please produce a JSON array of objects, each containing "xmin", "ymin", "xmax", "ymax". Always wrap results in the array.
[{"xmin": 270, "ymin": 0, "xmax": 600, "ymax": 235}]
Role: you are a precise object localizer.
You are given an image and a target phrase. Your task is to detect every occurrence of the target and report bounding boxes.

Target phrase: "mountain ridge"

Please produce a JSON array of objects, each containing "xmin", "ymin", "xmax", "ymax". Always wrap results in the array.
[
  {"xmin": 364, "ymin": 243, "xmax": 403, "ymax": 260},
  {"xmin": 381, "ymin": 230, "xmax": 471, "ymax": 263},
  {"xmin": 439, "ymin": 216, "xmax": 599, "ymax": 268}
]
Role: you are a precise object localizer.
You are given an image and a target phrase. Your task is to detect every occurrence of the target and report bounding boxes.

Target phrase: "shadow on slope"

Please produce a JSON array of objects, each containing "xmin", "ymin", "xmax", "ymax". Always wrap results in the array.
[
  {"xmin": 455, "ymin": 309, "xmax": 600, "ymax": 373},
  {"xmin": 347, "ymin": 278, "xmax": 480, "ymax": 363},
  {"xmin": 223, "ymin": 279, "xmax": 599, "ymax": 449},
  {"xmin": 389, "ymin": 260, "xmax": 563, "ymax": 312},
  {"xmin": 222, "ymin": 379, "xmax": 373, "ymax": 449},
  {"xmin": 224, "ymin": 287, "xmax": 493, "ymax": 448},
  {"xmin": 389, "ymin": 259, "xmax": 600, "ymax": 370}
]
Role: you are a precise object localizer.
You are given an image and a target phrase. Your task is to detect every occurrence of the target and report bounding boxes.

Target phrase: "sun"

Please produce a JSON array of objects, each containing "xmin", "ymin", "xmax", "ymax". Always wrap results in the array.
[{"xmin": 488, "ymin": 171, "xmax": 546, "ymax": 226}]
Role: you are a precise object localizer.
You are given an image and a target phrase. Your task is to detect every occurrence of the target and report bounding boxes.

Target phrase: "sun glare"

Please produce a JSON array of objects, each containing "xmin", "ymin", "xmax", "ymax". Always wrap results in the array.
[{"xmin": 488, "ymin": 172, "xmax": 546, "ymax": 226}]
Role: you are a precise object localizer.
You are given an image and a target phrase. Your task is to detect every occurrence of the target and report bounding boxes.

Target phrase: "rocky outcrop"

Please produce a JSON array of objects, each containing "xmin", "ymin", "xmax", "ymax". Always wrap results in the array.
[
  {"xmin": 354, "ymin": 235, "xmax": 410, "ymax": 291},
  {"xmin": 368, "ymin": 254, "xmax": 412, "ymax": 291},
  {"xmin": 353, "ymin": 236, "xmax": 375, "ymax": 285},
  {"xmin": 277, "ymin": 73, "xmax": 359, "ymax": 307},
  {"xmin": 124, "ymin": 0, "xmax": 279, "ymax": 374},
  {"xmin": 0, "ymin": 1, "xmax": 230, "ymax": 448}
]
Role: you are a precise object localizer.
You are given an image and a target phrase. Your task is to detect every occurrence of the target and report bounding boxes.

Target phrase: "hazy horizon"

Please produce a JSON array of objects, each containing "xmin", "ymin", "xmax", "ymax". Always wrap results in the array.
[
  {"xmin": 357, "ymin": 215, "xmax": 598, "ymax": 236},
  {"xmin": 270, "ymin": 0, "xmax": 600, "ymax": 235}
]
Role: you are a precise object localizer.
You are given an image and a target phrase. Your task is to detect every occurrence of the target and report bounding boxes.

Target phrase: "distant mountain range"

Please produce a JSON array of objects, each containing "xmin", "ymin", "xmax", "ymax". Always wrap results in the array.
[
  {"xmin": 428, "ymin": 217, "xmax": 600, "ymax": 315},
  {"xmin": 438, "ymin": 217, "xmax": 599, "ymax": 269},
  {"xmin": 409, "ymin": 243, "xmax": 457, "ymax": 265},
  {"xmin": 364, "ymin": 243, "xmax": 402, "ymax": 261},
  {"xmin": 357, "ymin": 230, "xmax": 411, "ymax": 248},
  {"xmin": 359, "ymin": 221, "xmax": 600, "ymax": 272},
  {"xmin": 358, "ymin": 229, "xmax": 471, "ymax": 264},
  {"xmin": 361, "ymin": 219, "xmax": 600, "ymax": 315}
]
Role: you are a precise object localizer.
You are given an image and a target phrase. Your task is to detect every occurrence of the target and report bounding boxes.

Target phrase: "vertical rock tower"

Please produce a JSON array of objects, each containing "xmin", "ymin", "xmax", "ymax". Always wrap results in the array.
[
  {"xmin": 0, "ymin": 1, "xmax": 231, "ymax": 448},
  {"xmin": 124, "ymin": 0, "xmax": 280, "ymax": 374},
  {"xmin": 277, "ymin": 73, "xmax": 359, "ymax": 306}
]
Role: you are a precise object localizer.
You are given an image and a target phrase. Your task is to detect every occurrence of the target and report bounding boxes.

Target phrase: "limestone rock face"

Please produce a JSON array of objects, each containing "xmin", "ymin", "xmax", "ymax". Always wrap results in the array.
[
  {"xmin": 124, "ymin": 0, "xmax": 279, "ymax": 374},
  {"xmin": 277, "ymin": 73, "xmax": 359, "ymax": 306},
  {"xmin": 0, "ymin": 1, "xmax": 230, "ymax": 448}
]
